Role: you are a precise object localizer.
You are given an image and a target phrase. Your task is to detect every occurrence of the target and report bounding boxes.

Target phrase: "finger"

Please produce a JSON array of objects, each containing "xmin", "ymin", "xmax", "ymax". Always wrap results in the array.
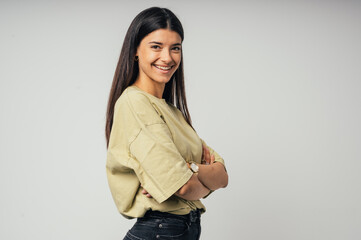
[
  {"xmin": 211, "ymin": 155, "xmax": 215, "ymax": 164},
  {"xmin": 146, "ymin": 194, "xmax": 152, "ymax": 198},
  {"xmin": 202, "ymin": 146, "xmax": 207, "ymax": 164},
  {"xmin": 205, "ymin": 147, "xmax": 211, "ymax": 164},
  {"xmin": 202, "ymin": 144, "xmax": 206, "ymax": 160},
  {"xmin": 204, "ymin": 152, "xmax": 209, "ymax": 164}
]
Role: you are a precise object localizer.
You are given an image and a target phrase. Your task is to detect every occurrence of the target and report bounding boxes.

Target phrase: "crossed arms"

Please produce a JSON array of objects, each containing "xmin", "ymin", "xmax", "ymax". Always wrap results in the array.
[{"xmin": 142, "ymin": 143, "xmax": 228, "ymax": 201}]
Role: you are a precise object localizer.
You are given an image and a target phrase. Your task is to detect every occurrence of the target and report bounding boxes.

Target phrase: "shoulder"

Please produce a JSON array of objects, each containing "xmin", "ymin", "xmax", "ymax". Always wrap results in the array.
[{"xmin": 115, "ymin": 87, "xmax": 151, "ymax": 112}]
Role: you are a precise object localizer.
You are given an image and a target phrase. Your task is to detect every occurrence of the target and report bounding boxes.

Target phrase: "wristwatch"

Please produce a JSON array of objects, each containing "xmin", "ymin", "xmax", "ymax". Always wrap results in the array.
[{"xmin": 187, "ymin": 162, "xmax": 199, "ymax": 173}]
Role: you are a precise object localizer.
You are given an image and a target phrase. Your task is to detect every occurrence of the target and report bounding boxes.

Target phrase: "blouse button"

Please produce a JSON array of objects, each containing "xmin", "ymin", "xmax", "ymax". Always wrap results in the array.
[
  {"xmin": 156, "ymin": 235, "xmax": 160, "ymax": 238},
  {"xmin": 159, "ymin": 223, "xmax": 163, "ymax": 228}
]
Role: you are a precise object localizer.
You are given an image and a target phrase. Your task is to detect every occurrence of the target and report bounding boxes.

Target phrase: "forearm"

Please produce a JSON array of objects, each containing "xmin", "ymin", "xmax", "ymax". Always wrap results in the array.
[
  {"xmin": 197, "ymin": 162, "xmax": 228, "ymax": 191},
  {"xmin": 174, "ymin": 174, "xmax": 211, "ymax": 201}
]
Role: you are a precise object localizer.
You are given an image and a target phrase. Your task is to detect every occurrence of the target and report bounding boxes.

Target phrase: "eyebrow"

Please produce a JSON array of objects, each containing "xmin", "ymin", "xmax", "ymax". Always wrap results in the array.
[{"xmin": 148, "ymin": 41, "xmax": 182, "ymax": 46}]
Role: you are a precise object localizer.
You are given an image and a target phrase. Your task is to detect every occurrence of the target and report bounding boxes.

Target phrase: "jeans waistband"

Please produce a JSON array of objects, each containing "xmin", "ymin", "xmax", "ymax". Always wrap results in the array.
[{"xmin": 143, "ymin": 209, "xmax": 201, "ymax": 223}]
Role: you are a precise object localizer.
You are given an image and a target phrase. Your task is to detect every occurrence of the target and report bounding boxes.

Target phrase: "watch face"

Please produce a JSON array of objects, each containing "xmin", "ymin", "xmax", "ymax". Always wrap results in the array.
[{"xmin": 191, "ymin": 163, "xmax": 199, "ymax": 173}]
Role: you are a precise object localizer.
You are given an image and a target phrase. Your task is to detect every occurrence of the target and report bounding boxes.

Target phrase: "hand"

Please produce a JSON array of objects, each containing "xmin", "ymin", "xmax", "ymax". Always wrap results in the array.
[
  {"xmin": 141, "ymin": 185, "xmax": 153, "ymax": 198},
  {"xmin": 201, "ymin": 144, "xmax": 215, "ymax": 165}
]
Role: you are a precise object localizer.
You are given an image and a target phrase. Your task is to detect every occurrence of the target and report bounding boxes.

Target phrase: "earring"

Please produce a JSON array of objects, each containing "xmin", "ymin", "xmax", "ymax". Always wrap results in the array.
[{"xmin": 134, "ymin": 56, "xmax": 139, "ymax": 61}]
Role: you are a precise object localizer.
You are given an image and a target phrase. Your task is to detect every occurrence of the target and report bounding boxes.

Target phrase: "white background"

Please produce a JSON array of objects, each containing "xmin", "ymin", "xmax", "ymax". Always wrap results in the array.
[{"xmin": 1, "ymin": 0, "xmax": 360, "ymax": 239}]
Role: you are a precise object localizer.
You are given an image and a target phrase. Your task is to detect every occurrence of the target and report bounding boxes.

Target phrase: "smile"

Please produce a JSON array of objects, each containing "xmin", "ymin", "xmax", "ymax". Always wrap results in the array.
[{"xmin": 153, "ymin": 64, "xmax": 173, "ymax": 71}]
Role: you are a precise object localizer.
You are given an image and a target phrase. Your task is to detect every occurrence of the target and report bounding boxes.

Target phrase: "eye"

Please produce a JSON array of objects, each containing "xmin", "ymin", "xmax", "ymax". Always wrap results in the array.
[
  {"xmin": 151, "ymin": 45, "xmax": 161, "ymax": 49},
  {"xmin": 172, "ymin": 46, "xmax": 181, "ymax": 51}
]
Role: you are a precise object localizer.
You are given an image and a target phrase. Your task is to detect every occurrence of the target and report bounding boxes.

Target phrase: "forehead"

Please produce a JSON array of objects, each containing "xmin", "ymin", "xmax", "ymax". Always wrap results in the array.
[{"xmin": 142, "ymin": 29, "xmax": 182, "ymax": 44}]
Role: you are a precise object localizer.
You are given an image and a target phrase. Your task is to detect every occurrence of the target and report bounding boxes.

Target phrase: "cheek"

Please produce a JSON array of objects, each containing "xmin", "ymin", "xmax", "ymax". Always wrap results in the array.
[
  {"xmin": 141, "ymin": 50, "xmax": 157, "ymax": 63},
  {"xmin": 170, "ymin": 53, "xmax": 181, "ymax": 65},
  {"xmin": 139, "ymin": 55, "xmax": 155, "ymax": 71},
  {"xmin": 174, "ymin": 57, "xmax": 182, "ymax": 69}
]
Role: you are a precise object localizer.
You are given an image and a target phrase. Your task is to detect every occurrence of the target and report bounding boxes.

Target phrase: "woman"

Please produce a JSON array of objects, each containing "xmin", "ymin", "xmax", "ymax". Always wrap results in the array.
[{"xmin": 105, "ymin": 7, "xmax": 228, "ymax": 240}]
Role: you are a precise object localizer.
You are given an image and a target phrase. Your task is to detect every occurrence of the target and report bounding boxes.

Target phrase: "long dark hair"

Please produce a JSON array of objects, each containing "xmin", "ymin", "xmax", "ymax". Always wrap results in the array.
[{"xmin": 105, "ymin": 7, "xmax": 193, "ymax": 147}]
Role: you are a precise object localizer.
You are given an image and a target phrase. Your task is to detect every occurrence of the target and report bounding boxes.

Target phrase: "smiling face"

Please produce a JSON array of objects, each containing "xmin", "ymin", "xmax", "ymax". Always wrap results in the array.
[{"xmin": 135, "ymin": 28, "xmax": 182, "ymax": 89}]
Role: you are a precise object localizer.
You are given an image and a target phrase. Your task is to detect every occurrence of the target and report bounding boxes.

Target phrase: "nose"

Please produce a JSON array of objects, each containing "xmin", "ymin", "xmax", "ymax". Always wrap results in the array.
[{"xmin": 160, "ymin": 48, "xmax": 173, "ymax": 64}]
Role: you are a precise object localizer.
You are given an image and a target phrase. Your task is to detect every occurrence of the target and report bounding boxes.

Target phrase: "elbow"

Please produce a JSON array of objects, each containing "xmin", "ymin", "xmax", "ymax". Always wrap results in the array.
[
  {"xmin": 208, "ymin": 173, "xmax": 228, "ymax": 191},
  {"xmin": 213, "ymin": 162, "xmax": 228, "ymax": 189},
  {"xmin": 220, "ymin": 164, "xmax": 228, "ymax": 188},
  {"xmin": 221, "ymin": 173, "xmax": 229, "ymax": 188}
]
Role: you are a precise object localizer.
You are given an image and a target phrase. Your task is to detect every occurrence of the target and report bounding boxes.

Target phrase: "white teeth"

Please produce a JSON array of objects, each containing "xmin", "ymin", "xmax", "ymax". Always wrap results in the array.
[{"xmin": 155, "ymin": 65, "xmax": 171, "ymax": 70}]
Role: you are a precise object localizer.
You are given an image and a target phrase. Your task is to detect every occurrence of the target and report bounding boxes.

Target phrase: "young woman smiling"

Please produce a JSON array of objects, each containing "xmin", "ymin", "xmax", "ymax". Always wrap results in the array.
[{"xmin": 105, "ymin": 7, "xmax": 228, "ymax": 240}]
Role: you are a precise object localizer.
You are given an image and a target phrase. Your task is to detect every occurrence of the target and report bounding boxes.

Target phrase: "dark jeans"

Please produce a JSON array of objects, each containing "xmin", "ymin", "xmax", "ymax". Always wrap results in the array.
[{"xmin": 123, "ymin": 209, "xmax": 201, "ymax": 240}]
